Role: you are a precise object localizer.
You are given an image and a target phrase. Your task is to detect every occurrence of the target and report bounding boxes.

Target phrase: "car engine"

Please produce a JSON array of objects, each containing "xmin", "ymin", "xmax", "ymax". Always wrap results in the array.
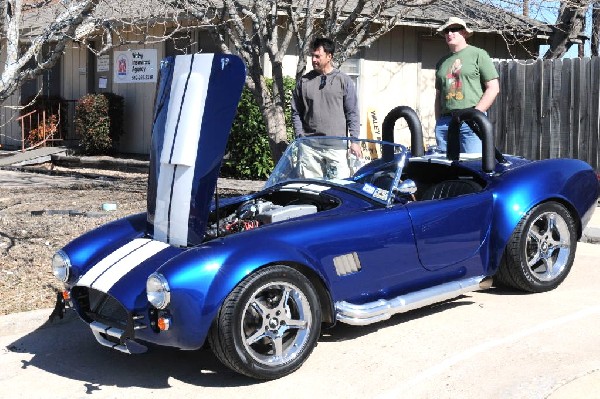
[{"xmin": 205, "ymin": 199, "xmax": 318, "ymax": 239}]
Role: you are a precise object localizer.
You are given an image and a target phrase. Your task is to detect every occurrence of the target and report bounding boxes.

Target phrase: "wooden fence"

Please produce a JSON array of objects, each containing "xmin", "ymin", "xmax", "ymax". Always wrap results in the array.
[{"xmin": 489, "ymin": 57, "xmax": 600, "ymax": 171}]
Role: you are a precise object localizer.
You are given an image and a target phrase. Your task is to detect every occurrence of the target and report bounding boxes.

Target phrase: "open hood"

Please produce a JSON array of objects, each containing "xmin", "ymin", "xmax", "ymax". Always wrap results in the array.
[{"xmin": 146, "ymin": 54, "xmax": 246, "ymax": 247}]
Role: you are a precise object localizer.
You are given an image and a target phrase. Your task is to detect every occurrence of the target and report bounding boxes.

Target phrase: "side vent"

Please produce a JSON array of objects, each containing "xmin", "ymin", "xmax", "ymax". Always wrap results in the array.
[{"xmin": 333, "ymin": 252, "xmax": 362, "ymax": 276}]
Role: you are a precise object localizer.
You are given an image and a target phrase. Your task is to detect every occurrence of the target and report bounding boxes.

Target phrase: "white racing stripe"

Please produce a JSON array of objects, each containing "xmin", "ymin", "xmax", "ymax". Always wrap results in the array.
[
  {"xmin": 77, "ymin": 238, "xmax": 169, "ymax": 292},
  {"xmin": 154, "ymin": 54, "xmax": 214, "ymax": 246},
  {"xmin": 77, "ymin": 239, "xmax": 151, "ymax": 287},
  {"xmin": 153, "ymin": 163, "xmax": 195, "ymax": 246}
]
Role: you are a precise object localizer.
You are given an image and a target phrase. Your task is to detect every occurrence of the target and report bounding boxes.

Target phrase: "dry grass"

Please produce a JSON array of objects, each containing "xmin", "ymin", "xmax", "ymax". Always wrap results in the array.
[
  {"xmin": 0, "ymin": 164, "xmax": 262, "ymax": 315},
  {"xmin": 0, "ymin": 171, "xmax": 147, "ymax": 315}
]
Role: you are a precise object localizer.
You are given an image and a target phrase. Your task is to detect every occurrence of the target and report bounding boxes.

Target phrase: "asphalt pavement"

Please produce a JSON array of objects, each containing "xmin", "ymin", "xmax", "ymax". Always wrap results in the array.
[{"xmin": 1, "ymin": 241, "xmax": 599, "ymax": 398}]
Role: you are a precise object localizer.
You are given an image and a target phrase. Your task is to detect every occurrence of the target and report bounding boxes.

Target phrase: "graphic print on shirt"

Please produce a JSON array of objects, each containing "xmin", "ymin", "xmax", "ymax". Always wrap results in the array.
[{"xmin": 445, "ymin": 58, "xmax": 464, "ymax": 101}]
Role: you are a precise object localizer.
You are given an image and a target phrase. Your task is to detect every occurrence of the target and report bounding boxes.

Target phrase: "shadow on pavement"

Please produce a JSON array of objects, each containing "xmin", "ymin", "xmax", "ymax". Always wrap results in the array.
[
  {"xmin": 3, "ymin": 287, "xmax": 529, "ymax": 387},
  {"xmin": 6, "ymin": 311, "xmax": 259, "ymax": 389},
  {"xmin": 320, "ymin": 296, "xmax": 475, "ymax": 342}
]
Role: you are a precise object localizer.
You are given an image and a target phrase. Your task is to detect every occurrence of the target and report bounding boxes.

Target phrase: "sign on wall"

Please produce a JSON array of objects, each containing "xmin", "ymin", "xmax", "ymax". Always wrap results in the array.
[
  {"xmin": 97, "ymin": 55, "xmax": 110, "ymax": 72},
  {"xmin": 114, "ymin": 49, "xmax": 157, "ymax": 83}
]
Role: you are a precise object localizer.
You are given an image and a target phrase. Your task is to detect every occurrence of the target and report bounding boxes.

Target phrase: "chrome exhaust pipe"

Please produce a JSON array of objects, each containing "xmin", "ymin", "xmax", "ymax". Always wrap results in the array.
[
  {"xmin": 335, "ymin": 275, "xmax": 488, "ymax": 326},
  {"xmin": 90, "ymin": 321, "xmax": 147, "ymax": 354}
]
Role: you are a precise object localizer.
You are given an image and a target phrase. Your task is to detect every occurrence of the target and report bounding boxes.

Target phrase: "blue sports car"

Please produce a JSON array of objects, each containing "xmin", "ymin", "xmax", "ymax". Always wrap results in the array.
[{"xmin": 51, "ymin": 54, "xmax": 599, "ymax": 380}]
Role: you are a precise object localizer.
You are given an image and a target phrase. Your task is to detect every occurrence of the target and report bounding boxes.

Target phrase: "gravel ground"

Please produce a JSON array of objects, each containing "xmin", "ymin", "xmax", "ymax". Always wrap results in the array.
[{"xmin": 0, "ymin": 164, "xmax": 261, "ymax": 315}]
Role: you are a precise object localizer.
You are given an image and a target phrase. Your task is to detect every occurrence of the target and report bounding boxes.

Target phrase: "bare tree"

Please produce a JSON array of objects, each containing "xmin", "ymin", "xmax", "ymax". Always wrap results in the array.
[
  {"xmin": 543, "ymin": 0, "xmax": 591, "ymax": 58},
  {"xmin": 491, "ymin": 0, "xmax": 599, "ymax": 58},
  {"xmin": 0, "ymin": 1, "xmax": 189, "ymax": 103},
  {"xmin": 178, "ymin": 0, "xmax": 436, "ymax": 162},
  {"xmin": 0, "ymin": 0, "xmax": 100, "ymax": 102},
  {"xmin": 592, "ymin": 1, "xmax": 600, "ymax": 55}
]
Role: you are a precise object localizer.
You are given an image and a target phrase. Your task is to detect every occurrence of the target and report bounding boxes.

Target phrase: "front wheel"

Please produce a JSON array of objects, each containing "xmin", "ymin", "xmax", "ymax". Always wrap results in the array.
[
  {"xmin": 208, "ymin": 265, "xmax": 322, "ymax": 379},
  {"xmin": 495, "ymin": 202, "xmax": 577, "ymax": 292}
]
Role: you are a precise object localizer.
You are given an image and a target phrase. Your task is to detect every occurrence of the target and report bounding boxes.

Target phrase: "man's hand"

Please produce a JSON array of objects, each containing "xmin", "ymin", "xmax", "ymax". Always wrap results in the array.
[{"xmin": 349, "ymin": 142, "xmax": 362, "ymax": 157}]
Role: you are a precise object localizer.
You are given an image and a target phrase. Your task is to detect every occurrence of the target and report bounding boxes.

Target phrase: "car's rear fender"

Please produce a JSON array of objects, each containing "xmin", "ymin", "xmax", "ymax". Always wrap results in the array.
[{"xmin": 487, "ymin": 159, "xmax": 598, "ymax": 273}]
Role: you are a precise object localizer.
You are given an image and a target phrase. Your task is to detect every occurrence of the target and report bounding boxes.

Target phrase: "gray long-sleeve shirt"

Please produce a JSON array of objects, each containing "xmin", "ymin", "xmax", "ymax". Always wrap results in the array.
[{"xmin": 291, "ymin": 69, "xmax": 360, "ymax": 139}]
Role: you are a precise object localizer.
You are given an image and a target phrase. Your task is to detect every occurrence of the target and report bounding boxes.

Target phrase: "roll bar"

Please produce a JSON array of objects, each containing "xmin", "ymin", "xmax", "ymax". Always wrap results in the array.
[
  {"xmin": 381, "ymin": 106, "xmax": 424, "ymax": 157},
  {"xmin": 382, "ymin": 106, "xmax": 505, "ymax": 174},
  {"xmin": 447, "ymin": 109, "xmax": 505, "ymax": 174}
]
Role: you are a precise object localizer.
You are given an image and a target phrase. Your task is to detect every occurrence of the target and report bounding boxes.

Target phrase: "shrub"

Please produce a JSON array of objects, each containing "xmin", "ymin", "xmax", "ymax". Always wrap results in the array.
[
  {"xmin": 223, "ymin": 77, "xmax": 295, "ymax": 180},
  {"xmin": 26, "ymin": 114, "xmax": 59, "ymax": 148},
  {"xmin": 20, "ymin": 95, "xmax": 68, "ymax": 143},
  {"xmin": 74, "ymin": 93, "xmax": 124, "ymax": 155}
]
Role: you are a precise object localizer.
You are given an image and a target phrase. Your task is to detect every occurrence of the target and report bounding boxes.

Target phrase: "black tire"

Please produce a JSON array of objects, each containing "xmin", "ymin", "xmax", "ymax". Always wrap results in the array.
[
  {"xmin": 208, "ymin": 265, "xmax": 322, "ymax": 379},
  {"xmin": 495, "ymin": 202, "xmax": 577, "ymax": 293}
]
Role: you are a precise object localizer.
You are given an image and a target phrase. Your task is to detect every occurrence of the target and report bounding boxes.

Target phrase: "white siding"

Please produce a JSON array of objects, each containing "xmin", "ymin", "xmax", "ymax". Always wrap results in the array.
[
  {"xmin": 0, "ymin": 92, "xmax": 22, "ymax": 151},
  {"xmin": 0, "ymin": 41, "xmax": 25, "ymax": 151},
  {"xmin": 111, "ymin": 52, "xmax": 161, "ymax": 155},
  {"xmin": 62, "ymin": 42, "xmax": 88, "ymax": 100},
  {"xmin": 99, "ymin": 30, "xmax": 165, "ymax": 154},
  {"xmin": 61, "ymin": 42, "xmax": 89, "ymax": 143}
]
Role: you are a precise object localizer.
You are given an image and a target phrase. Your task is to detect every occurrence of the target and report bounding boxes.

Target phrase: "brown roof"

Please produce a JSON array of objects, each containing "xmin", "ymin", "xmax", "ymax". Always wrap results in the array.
[{"xmin": 22, "ymin": 0, "xmax": 580, "ymax": 43}]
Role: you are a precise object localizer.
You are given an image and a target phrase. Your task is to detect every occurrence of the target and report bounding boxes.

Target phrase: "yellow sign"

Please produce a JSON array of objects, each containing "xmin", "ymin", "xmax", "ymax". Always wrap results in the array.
[{"xmin": 361, "ymin": 108, "xmax": 381, "ymax": 160}]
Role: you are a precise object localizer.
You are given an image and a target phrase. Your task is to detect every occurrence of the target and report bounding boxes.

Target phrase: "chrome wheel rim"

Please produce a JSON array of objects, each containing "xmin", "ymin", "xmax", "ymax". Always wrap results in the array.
[
  {"xmin": 525, "ymin": 211, "xmax": 571, "ymax": 282},
  {"xmin": 241, "ymin": 281, "xmax": 312, "ymax": 366}
]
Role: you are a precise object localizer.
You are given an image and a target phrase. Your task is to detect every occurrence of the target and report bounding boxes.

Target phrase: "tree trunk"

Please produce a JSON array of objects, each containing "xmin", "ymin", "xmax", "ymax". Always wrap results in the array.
[
  {"xmin": 592, "ymin": 1, "xmax": 600, "ymax": 56},
  {"xmin": 544, "ymin": 0, "xmax": 591, "ymax": 59},
  {"xmin": 262, "ymin": 101, "xmax": 288, "ymax": 163},
  {"xmin": 246, "ymin": 66, "xmax": 289, "ymax": 163}
]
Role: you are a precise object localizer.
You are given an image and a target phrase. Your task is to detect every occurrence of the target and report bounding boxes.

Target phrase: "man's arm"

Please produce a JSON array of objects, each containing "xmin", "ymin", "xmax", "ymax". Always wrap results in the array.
[
  {"xmin": 475, "ymin": 78, "xmax": 499, "ymax": 113},
  {"xmin": 290, "ymin": 82, "xmax": 305, "ymax": 137},
  {"xmin": 434, "ymin": 89, "xmax": 441, "ymax": 120},
  {"xmin": 343, "ymin": 77, "xmax": 360, "ymax": 139}
]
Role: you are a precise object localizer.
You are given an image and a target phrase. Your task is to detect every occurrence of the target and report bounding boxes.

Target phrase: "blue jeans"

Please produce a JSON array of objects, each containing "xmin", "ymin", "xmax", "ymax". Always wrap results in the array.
[{"xmin": 435, "ymin": 115, "xmax": 483, "ymax": 153}]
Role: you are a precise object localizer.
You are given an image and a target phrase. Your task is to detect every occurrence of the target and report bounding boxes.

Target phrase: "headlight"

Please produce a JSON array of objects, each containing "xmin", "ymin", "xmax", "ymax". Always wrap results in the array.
[
  {"xmin": 146, "ymin": 273, "xmax": 170, "ymax": 309},
  {"xmin": 52, "ymin": 250, "xmax": 71, "ymax": 283}
]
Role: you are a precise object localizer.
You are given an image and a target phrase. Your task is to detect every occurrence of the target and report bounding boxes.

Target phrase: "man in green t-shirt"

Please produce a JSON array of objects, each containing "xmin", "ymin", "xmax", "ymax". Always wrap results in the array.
[{"xmin": 434, "ymin": 17, "xmax": 499, "ymax": 153}]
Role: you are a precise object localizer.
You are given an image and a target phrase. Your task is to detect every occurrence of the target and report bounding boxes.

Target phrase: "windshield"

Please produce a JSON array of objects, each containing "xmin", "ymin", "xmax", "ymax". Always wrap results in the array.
[{"xmin": 265, "ymin": 137, "xmax": 408, "ymax": 205}]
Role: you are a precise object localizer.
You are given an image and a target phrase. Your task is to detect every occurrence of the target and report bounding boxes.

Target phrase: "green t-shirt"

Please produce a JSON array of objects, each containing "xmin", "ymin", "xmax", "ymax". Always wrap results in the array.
[{"xmin": 435, "ymin": 45, "xmax": 499, "ymax": 114}]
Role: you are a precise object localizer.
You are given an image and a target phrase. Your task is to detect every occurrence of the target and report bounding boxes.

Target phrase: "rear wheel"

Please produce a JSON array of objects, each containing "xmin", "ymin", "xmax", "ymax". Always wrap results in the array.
[
  {"xmin": 208, "ymin": 265, "xmax": 321, "ymax": 379},
  {"xmin": 495, "ymin": 202, "xmax": 577, "ymax": 292}
]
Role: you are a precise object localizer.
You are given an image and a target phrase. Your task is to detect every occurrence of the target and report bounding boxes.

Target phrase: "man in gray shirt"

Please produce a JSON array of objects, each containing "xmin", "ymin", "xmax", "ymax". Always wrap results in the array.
[{"xmin": 291, "ymin": 37, "xmax": 361, "ymax": 178}]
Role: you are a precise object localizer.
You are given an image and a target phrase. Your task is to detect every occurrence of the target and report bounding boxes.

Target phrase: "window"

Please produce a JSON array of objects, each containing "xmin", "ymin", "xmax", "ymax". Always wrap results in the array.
[
  {"xmin": 339, "ymin": 58, "xmax": 360, "ymax": 93},
  {"xmin": 165, "ymin": 32, "xmax": 194, "ymax": 56}
]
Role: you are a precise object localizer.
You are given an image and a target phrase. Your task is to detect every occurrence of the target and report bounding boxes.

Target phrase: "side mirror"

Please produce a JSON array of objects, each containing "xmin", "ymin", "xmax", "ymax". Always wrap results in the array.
[{"xmin": 395, "ymin": 179, "xmax": 417, "ymax": 196}]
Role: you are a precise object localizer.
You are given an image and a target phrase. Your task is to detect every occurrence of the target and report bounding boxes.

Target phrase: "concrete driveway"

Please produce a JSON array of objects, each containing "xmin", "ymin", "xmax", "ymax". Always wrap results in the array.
[{"xmin": 1, "ymin": 242, "xmax": 599, "ymax": 399}]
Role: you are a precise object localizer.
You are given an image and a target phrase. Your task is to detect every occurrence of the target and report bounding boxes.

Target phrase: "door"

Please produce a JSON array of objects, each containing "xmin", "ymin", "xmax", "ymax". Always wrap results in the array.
[{"xmin": 406, "ymin": 191, "xmax": 493, "ymax": 271}]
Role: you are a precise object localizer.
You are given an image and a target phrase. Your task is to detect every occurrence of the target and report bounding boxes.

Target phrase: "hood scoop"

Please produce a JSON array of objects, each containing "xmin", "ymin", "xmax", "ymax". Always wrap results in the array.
[{"xmin": 146, "ymin": 54, "xmax": 246, "ymax": 247}]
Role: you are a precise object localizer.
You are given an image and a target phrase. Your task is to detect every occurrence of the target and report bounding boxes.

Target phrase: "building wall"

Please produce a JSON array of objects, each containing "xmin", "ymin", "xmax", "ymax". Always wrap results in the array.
[
  {"xmin": 61, "ymin": 42, "xmax": 89, "ymax": 143},
  {"xmin": 361, "ymin": 27, "xmax": 428, "ymax": 146},
  {"xmin": 0, "ymin": 85, "xmax": 22, "ymax": 151},
  {"xmin": 107, "ymin": 42, "xmax": 164, "ymax": 155},
  {"xmin": 62, "ymin": 42, "xmax": 89, "ymax": 101},
  {"xmin": 1, "ymin": 24, "xmax": 541, "ymax": 154},
  {"xmin": 0, "ymin": 42, "xmax": 24, "ymax": 150},
  {"xmin": 85, "ymin": 29, "xmax": 216, "ymax": 155}
]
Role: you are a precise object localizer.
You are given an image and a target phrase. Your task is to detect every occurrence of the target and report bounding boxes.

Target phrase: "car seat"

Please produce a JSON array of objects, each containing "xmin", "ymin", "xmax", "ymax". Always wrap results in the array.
[{"xmin": 419, "ymin": 179, "xmax": 482, "ymax": 200}]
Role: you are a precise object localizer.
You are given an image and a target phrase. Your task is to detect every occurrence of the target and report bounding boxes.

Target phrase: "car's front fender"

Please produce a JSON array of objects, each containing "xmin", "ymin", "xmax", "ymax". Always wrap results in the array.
[
  {"xmin": 152, "ymin": 237, "xmax": 330, "ymax": 349},
  {"xmin": 62, "ymin": 213, "xmax": 147, "ymax": 284}
]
